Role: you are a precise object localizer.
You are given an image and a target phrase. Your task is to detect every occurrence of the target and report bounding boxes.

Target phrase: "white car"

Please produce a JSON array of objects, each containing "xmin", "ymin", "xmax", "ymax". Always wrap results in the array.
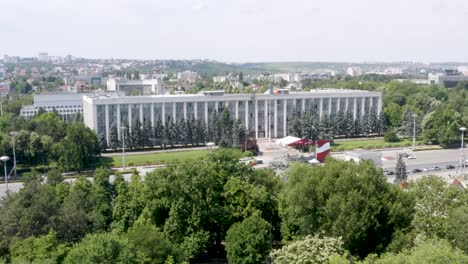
[{"xmin": 407, "ymin": 155, "xmax": 416, "ymax": 159}]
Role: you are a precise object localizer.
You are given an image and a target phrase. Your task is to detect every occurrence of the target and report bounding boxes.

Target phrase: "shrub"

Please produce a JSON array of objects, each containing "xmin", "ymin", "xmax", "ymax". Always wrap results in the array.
[
  {"xmin": 128, "ymin": 162, "xmax": 135, "ymax": 166},
  {"xmin": 384, "ymin": 130, "xmax": 400, "ymax": 143}
]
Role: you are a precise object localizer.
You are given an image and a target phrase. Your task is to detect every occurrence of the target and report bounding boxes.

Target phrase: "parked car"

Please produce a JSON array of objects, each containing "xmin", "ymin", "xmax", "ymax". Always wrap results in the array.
[
  {"xmin": 446, "ymin": 165, "xmax": 456, "ymax": 169},
  {"xmin": 387, "ymin": 171, "xmax": 395, "ymax": 175},
  {"xmin": 383, "ymin": 168, "xmax": 389, "ymax": 173},
  {"xmin": 407, "ymin": 155, "xmax": 416, "ymax": 159},
  {"xmin": 423, "ymin": 168, "xmax": 431, "ymax": 172},
  {"xmin": 412, "ymin": 168, "xmax": 422, "ymax": 173},
  {"xmin": 432, "ymin": 166, "xmax": 441, "ymax": 171}
]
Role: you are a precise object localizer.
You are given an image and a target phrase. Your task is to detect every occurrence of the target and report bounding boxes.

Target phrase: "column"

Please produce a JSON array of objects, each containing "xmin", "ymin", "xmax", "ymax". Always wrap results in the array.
[
  {"xmin": 319, "ymin": 98, "xmax": 323, "ymax": 118},
  {"xmin": 377, "ymin": 96, "xmax": 383, "ymax": 115},
  {"xmin": 245, "ymin": 100, "xmax": 249, "ymax": 129},
  {"xmin": 105, "ymin": 104, "xmax": 110, "ymax": 145},
  {"xmin": 369, "ymin": 96, "xmax": 374, "ymax": 112},
  {"xmin": 274, "ymin": 99, "xmax": 278, "ymax": 138},
  {"xmin": 128, "ymin": 104, "xmax": 132, "ymax": 133},
  {"xmin": 117, "ymin": 104, "xmax": 121, "ymax": 140},
  {"xmin": 337, "ymin": 98, "xmax": 341, "ymax": 112},
  {"xmin": 353, "ymin": 97, "xmax": 357, "ymax": 120},
  {"xmin": 345, "ymin": 97, "xmax": 349, "ymax": 112},
  {"xmin": 283, "ymin": 99, "xmax": 287, "ymax": 136},
  {"xmin": 215, "ymin": 101, "xmax": 219, "ymax": 113},
  {"xmin": 264, "ymin": 100, "xmax": 268, "ymax": 138},
  {"xmin": 204, "ymin": 101, "xmax": 208, "ymax": 124},
  {"xmin": 151, "ymin": 103, "xmax": 155, "ymax": 126},
  {"xmin": 235, "ymin": 101, "xmax": 239, "ymax": 119},
  {"xmin": 328, "ymin": 98, "xmax": 332, "ymax": 115},
  {"xmin": 194, "ymin": 102, "xmax": 198, "ymax": 119},
  {"xmin": 255, "ymin": 100, "xmax": 259, "ymax": 138},
  {"xmin": 301, "ymin": 99, "xmax": 305, "ymax": 113},
  {"xmin": 140, "ymin": 103, "xmax": 143, "ymax": 124},
  {"xmin": 172, "ymin": 102, "xmax": 176, "ymax": 123},
  {"xmin": 162, "ymin": 102, "xmax": 165, "ymax": 126},
  {"xmin": 361, "ymin": 97, "xmax": 365, "ymax": 117},
  {"xmin": 183, "ymin": 102, "xmax": 187, "ymax": 120}
]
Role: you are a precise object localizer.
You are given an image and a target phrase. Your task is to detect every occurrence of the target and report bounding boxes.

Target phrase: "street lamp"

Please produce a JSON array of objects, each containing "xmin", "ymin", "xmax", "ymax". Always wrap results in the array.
[
  {"xmin": 120, "ymin": 127, "xmax": 127, "ymax": 170},
  {"xmin": 9, "ymin": 131, "xmax": 17, "ymax": 178},
  {"xmin": 0, "ymin": 156, "xmax": 10, "ymax": 192},
  {"xmin": 460, "ymin": 127, "xmax": 467, "ymax": 177},
  {"xmin": 412, "ymin": 114, "xmax": 417, "ymax": 150}
]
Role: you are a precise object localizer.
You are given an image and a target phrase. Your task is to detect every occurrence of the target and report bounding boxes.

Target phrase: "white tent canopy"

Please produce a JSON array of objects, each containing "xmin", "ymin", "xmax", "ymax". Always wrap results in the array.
[
  {"xmin": 276, "ymin": 136, "xmax": 301, "ymax": 147},
  {"xmin": 308, "ymin": 158, "xmax": 320, "ymax": 164}
]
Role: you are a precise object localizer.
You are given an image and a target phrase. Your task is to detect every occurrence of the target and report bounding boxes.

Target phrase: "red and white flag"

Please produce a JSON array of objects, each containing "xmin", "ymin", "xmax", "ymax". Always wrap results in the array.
[{"xmin": 316, "ymin": 139, "xmax": 331, "ymax": 163}]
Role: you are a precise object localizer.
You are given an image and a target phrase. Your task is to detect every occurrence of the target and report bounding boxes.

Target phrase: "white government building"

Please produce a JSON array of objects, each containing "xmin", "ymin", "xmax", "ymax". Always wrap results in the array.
[{"xmin": 83, "ymin": 89, "xmax": 382, "ymax": 145}]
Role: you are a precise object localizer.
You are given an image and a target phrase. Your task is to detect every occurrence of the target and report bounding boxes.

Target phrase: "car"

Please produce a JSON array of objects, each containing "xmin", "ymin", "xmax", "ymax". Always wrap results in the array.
[
  {"xmin": 387, "ymin": 171, "xmax": 395, "ymax": 175},
  {"xmin": 407, "ymin": 155, "xmax": 416, "ymax": 159},
  {"xmin": 383, "ymin": 168, "xmax": 389, "ymax": 173},
  {"xmin": 412, "ymin": 168, "xmax": 422, "ymax": 173},
  {"xmin": 423, "ymin": 168, "xmax": 431, "ymax": 172},
  {"xmin": 432, "ymin": 166, "xmax": 441, "ymax": 171},
  {"xmin": 400, "ymin": 153, "xmax": 410, "ymax": 158},
  {"xmin": 446, "ymin": 165, "xmax": 456, "ymax": 169}
]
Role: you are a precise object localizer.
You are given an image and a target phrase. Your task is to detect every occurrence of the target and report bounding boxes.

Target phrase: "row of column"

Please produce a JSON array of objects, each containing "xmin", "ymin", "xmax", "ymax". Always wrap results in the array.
[{"xmin": 103, "ymin": 96, "xmax": 380, "ymax": 143}]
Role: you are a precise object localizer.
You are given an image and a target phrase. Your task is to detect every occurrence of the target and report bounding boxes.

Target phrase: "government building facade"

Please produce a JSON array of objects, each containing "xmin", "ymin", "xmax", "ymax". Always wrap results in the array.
[{"xmin": 83, "ymin": 89, "xmax": 382, "ymax": 145}]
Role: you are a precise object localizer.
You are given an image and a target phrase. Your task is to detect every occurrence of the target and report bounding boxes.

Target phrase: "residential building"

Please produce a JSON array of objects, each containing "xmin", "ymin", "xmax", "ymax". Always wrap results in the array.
[
  {"xmin": 346, "ymin": 67, "xmax": 362, "ymax": 77},
  {"xmin": 106, "ymin": 78, "xmax": 164, "ymax": 95},
  {"xmin": 83, "ymin": 89, "xmax": 382, "ymax": 145},
  {"xmin": 177, "ymin": 71, "xmax": 198, "ymax": 83},
  {"xmin": 0, "ymin": 82, "xmax": 11, "ymax": 94}
]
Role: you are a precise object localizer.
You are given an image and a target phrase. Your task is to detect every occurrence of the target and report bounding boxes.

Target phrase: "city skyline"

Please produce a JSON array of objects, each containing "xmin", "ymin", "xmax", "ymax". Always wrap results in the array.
[{"xmin": 2, "ymin": 0, "xmax": 468, "ymax": 62}]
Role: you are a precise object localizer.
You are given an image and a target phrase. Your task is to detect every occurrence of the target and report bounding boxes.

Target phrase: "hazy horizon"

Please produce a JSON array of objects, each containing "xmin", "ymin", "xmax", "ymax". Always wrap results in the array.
[{"xmin": 2, "ymin": 0, "xmax": 468, "ymax": 62}]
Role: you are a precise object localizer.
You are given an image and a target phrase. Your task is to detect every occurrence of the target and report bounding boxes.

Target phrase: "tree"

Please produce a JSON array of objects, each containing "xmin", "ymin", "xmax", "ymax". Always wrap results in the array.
[
  {"xmin": 422, "ymin": 107, "xmax": 463, "ymax": 146},
  {"xmin": 132, "ymin": 119, "xmax": 144, "ymax": 148},
  {"xmin": 399, "ymin": 108, "xmax": 415, "ymax": 138},
  {"xmin": 377, "ymin": 111, "xmax": 387, "ymax": 136},
  {"xmin": 231, "ymin": 119, "xmax": 244, "ymax": 148},
  {"xmin": 384, "ymin": 103, "xmax": 403, "ymax": 128},
  {"xmin": 360, "ymin": 113, "xmax": 371, "ymax": 136},
  {"xmin": 179, "ymin": 117, "xmax": 188, "ymax": 146},
  {"xmin": 345, "ymin": 111, "xmax": 355, "ymax": 138},
  {"xmin": 209, "ymin": 111, "xmax": 220, "ymax": 143},
  {"xmin": 154, "ymin": 116, "xmax": 164, "ymax": 147},
  {"xmin": 288, "ymin": 111, "xmax": 302, "ymax": 137},
  {"xmin": 335, "ymin": 110, "xmax": 346, "ymax": 136},
  {"xmin": 98, "ymin": 133, "xmax": 107, "ymax": 151},
  {"xmin": 10, "ymin": 230, "xmax": 69, "ymax": 264},
  {"xmin": 63, "ymin": 233, "xmax": 141, "ymax": 264},
  {"xmin": 280, "ymin": 160, "xmax": 414, "ymax": 258},
  {"xmin": 142, "ymin": 118, "xmax": 153, "ymax": 147},
  {"xmin": 354, "ymin": 118, "xmax": 362, "ymax": 136},
  {"xmin": 219, "ymin": 109, "xmax": 233, "ymax": 147},
  {"xmin": 127, "ymin": 225, "xmax": 184, "ymax": 263},
  {"xmin": 167, "ymin": 122, "xmax": 177, "ymax": 147},
  {"xmin": 46, "ymin": 169, "xmax": 64, "ymax": 186},
  {"xmin": 225, "ymin": 215, "xmax": 272, "ymax": 264},
  {"xmin": 271, "ymin": 236, "xmax": 345, "ymax": 264},
  {"xmin": 109, "ymin": 125, "xmax": 120, "ymax": 150},
  {"xmin": 394, "ymin": 153, "xmax": 407, "ymax": 183}
]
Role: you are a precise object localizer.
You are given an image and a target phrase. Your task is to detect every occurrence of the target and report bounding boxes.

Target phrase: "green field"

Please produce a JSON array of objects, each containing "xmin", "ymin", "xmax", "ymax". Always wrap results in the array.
[
  {"xmin": 106, "ymin": 150, "xmax": 210, "ymax": 167},
  {"xmin": 333, "ymin": 138, "xmax": 426, "ymax": 151}
]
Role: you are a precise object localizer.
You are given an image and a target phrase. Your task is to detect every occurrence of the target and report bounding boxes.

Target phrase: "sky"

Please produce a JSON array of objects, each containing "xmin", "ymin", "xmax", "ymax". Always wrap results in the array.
[{"xmin": 2, "ymin": 0, "xmax": 468, "ymax": 62}]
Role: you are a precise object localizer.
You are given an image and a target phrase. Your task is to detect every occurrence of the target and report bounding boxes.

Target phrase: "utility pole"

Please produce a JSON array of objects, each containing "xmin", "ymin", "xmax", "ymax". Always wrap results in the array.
[
  {"xmin": 9, "ymin": 132, "xmax": 17, "ymax": 178},
  {"xmin": 121, "ymin": 127, "xmax": 126, "ymax": 170},
  {"xmin": 460, "ymin": 127, "xmax": 466, "ymax": 178},
  {"xmin": 412, "ymin": 114, "xmax": 417, "ymax": 150}
]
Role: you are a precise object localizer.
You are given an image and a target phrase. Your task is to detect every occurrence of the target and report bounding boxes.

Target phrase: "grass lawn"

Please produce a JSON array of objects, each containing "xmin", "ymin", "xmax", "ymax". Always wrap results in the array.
[
  {"xmin": 333, "ymin": 138, "xmax": 426, "ymax": 151},
  {"xmin": 107, "ymin": 149, "xmax": 211, "ymax": 167}
]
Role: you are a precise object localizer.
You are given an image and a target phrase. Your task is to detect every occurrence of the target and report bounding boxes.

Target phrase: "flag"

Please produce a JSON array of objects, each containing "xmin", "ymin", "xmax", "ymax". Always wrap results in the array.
[{"xmin": 316, "ymin": 139, "xmax": 331, "ymax": 163}]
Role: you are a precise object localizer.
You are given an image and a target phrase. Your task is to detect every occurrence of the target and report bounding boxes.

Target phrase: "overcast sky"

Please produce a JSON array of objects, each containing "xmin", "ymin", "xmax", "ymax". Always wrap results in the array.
[{"xmin": 2, "ymin": 0, "xmax": 468, "ymax": 62}]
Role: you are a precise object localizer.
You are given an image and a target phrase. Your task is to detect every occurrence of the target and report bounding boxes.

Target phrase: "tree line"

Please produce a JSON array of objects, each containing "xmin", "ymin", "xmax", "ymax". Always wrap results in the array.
[
  {"xmin": 0, "ymin": 149, "xmax": 466, "ymax": 263},
  {"xmin": 287, "ymin": 108, "xmax": 386, "ymax": 141},
  {"xmin": 102, "ymin": 109, "xmax": 247, "ymax": 151}
]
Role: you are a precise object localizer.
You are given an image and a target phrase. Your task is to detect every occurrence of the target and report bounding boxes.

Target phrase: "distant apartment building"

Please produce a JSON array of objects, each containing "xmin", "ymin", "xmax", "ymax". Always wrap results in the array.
[
  {"xmin": 177, "ymin": 71, "xmax": 198, "ymax": 83},
  {"xmin": 0, "ymin": 82, "xmax": 11, "ymax": 94},
  {"xmin": 38, "ymin": 52, "xmax": 49, "ymax": 62},
  {"xmin": 428, "ymin": 69, "xmax": 468, "ymax": 88},
  {"xmin": 82, "ymin": 89, "xmax": 382, "ymax": 145},
  {"xmin": 213, "ymin": 76, "xmax": 227, "ymax": 83},
  {"xmin": 2, "ymin": 55, "xmax": 19, "ymax": 63},
  {"xmin": 106, "ymin": 78, "xmax": 164, "ymax": 95},
  {"xmin": 346, "ymin": 67, "xmax": 362, "ymax": 77}
]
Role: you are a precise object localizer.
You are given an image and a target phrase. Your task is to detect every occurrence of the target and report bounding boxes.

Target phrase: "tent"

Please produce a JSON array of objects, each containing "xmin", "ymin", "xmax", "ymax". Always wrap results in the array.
[
  {"xmin": 308, "ymin": 158, "xmax": 320, "ymax": 164},
  {"xmin": 276, "ymin": 136, "xmax": 301, "ymax": 147},
  {"xmin": 288, "ymin": 138, "xmax": 315, "ymax": 147}
]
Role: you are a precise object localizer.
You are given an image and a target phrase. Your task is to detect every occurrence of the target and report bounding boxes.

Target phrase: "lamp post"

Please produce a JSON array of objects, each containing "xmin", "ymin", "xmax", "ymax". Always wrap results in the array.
[
  {"xmin": 460, "ymin": 127, "xmax": 466, "ymax": 177},
  {"xmin": 0, "ymin": 156, "xmax": 10, "ymax": 192},
  {"xmin": 412, "ymin": 114, "xmax": 417, "ymax": 150},
  {"xmin": 120, "ymin": 127, "xmax": 127, "ymax": 170},
  {"xmin": 9, "ymin": 131, "xmax": 17, "ymax": 178}
]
